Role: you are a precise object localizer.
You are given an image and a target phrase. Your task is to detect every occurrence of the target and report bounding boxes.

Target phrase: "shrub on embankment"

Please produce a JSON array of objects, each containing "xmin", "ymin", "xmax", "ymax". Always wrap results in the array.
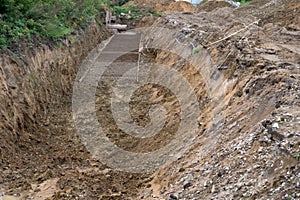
[{"xmin": 0, "ymin": 0, "xmax": 110, "ymax": 47}]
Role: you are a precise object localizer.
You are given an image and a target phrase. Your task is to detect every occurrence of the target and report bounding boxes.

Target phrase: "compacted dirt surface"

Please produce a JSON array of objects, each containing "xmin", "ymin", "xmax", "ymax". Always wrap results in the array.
[{"xmin": 0, "ymin": 0, "xmax": 299, "ymax": 199}]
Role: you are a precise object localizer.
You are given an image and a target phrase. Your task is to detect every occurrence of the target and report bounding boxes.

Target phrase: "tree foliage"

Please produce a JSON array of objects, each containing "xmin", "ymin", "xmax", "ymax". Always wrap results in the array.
[
  {"xmin": 0, "ymin": 0, "xmax": 109, "ymax": 46},
  {"xmin": 233, "ymin": 0, "xmax": 252, "ymax": 6}
]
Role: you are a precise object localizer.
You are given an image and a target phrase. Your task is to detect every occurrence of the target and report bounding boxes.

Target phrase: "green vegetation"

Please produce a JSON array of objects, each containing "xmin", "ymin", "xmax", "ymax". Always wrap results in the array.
[
  {"xmin": 113, "ymin": 5, "xmax": 143, "ymax": 19},
  {"xmin": 288, "ymin": 194, "xmax": 295, "ymax": 200},
  {"xmin": 0, "ymin": 0, "xmax": 109, "ymax": 47},
  {"xmin": 116, "ymin": 0, "xmax": 130, "ymax": 6},
  {"xmin": 192, "ymin": 46, "xmax": 200, "ymax": 55},
  {"xmin": 113, "ymin": 4, "xmax": 159, "ymax": 19},
  {"xmin": 0, "ymin": 0, "xmax": 160, "ymax": 47},
  {"xmin": 233, "ymin": 0, "xmax": 252, "ymax": 6}
]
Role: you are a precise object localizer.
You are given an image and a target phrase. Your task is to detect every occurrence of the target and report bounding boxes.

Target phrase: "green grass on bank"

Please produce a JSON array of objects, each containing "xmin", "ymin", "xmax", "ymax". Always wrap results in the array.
[
  {"xmin": 113, "ymin": 4, "xmax": 143, "ymax": 19},
  {"xmin": 0, "ymin": 0, "xmax": 110, "ymax": 47},
  {"xmin": 0, "ymin": 0, "xmax": 250, "ymax": 47},
  {"xmin": 113, "ymin": 4, "xmax": 160, "ymax": 19},
  {"xmin": 0, "ymin": 0, "xmax": 156, "ymax": 47},
  {"xmin": 233, "ymin": 0, "xmax": 252, "ymax": 6}
]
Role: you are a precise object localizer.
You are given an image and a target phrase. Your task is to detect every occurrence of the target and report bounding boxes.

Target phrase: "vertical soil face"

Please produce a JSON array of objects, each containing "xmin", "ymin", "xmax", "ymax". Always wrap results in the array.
[{"xmin": 0, "ymin": 25, "xmax": 110, "ymax": 166}]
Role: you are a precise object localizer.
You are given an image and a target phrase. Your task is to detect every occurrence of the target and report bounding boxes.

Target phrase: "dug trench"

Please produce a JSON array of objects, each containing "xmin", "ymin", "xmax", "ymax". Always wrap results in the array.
[{"xmin": 1, "ymin": 0, "xmax": 300, "ymax": 199}]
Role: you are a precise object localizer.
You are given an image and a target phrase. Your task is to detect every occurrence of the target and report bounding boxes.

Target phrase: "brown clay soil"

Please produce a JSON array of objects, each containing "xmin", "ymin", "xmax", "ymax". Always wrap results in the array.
[
  {"xmin": 123, "ymin": 0, "xmax": 172, "ymax": 8},
  {"xmin": 0, "ymin": 0, "xmax": 300, "ymax": 199},
  {"xmin": 125, "ymin": 0, "xmax": 196, "ymax": 13},
  {"xmin": 155, "ymin": 1, "xmax": 196, "ymax": 12},
  {"xmin": 197, "ymin": 0, "xmax": 234, "ymax": 12}
]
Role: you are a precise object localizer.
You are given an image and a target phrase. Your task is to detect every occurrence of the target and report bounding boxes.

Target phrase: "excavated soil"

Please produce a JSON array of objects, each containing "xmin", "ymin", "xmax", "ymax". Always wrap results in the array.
[
  {"xmin": 125, "ymin": 0, "xmax": 196, "ymax": 13},
  {"xmin": 1, "ymin": 0, "xmax": 299, "ymax": 199},
  {"xmin": 124, "ymin": 0, "xmax": 172, "ymax": 8},
  {"xmin": 155, "ymin": 1, "xmax": 196, "ymax": 12},
  {"xmin": 197, "ymin": 0, "xmax": 234, "ymax": 12},
  {"xmin": 138, "ymin": 1, "xmax": 300, "ymax": 199}
]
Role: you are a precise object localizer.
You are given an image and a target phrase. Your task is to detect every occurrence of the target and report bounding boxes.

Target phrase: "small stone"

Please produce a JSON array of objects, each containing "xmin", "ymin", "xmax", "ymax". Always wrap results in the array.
[
  {"xmin": 141, "ymin": 189, "xmax": 152, "ymax": 199},
  {"xmin": 204, "ymin": 181, "xmax": 209, "ymax": 187},
  {"xmin": 183, "ymin": 182, "xmax": 192, "ymax": 190},
  {"xmin": 185, "ymin": 173, "xmax": 194, "ymax": 182},
  {"xmin": 2, "ymin": 196, "xmax": 18, "ymax": 200},
  {"xmin": 258, "ymin": 147, "xmax": 264, "ymax": 153},
  {"xmin": 211, "ymin": 185, "xmax": 217, "ymax": 193},
  {"xmin": 169, "ymin": 194, "xmax": 178, "ymax": 199},
  {"xmin": 178, "ymin": 168, "xmax": 185, "ymax": 172},
  {"xmin": 272, "ymin": 123, "xmax": 279, "ymax": 129},
  {"xmin": 262, "ymin": 120, "xmax": 271, "ymax": 128},
  {"xmin": 34, "ymin": 188, "xmax": 41, "ymax": 192},
  {"xmin": 217, "ymin": 171, "xmax": 222, "ymax": 177}
]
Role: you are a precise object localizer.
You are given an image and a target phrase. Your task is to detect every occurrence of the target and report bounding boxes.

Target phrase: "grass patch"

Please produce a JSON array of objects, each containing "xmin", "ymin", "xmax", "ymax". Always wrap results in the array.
[
  {"xmin": 233, "ymin": 0, "xmax": 252, "ymax": 6},
  {"xmin": 192, "ymin": 46, "xmax": 200, "ymax": 54},
  {"xmin": 113, "ymin": 4, "xmax": 160, "ymax": 19},
  {"xmin": 0, "ymin": 0, "xmax": 110, "ymax": 47}
]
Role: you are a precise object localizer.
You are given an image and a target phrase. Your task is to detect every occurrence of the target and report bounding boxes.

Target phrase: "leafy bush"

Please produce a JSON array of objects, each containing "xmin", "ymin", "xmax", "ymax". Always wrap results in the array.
[
  {"xmin": 113, "ymin": 4, "xmax": 160, "ymax": 20},
  {"xmin": 116, "ymin": 0, "xmax": 130, "ymax": 6},
  {"xmin": 233, "ymin": 0, "xmax": 252, "ymax": 6},
  {"xmin": 0, "ymin": 0, "xmax": 109, "ymax": 47},
  {"xmin": 113, "ymin": 5, "xmax": 143, "ymax": 19}
]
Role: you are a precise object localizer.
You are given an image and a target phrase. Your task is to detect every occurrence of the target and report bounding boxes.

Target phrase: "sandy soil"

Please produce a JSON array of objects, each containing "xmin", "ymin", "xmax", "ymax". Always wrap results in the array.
[{"xmin": 0, "ymin": 0, "xmax": 299, "ymax": 199}]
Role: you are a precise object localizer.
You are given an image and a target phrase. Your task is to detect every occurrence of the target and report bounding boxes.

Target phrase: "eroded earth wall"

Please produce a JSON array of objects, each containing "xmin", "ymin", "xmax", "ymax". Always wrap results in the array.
[{"xmin": 0, "ymin": 25, "xmax": 111, "ymax": 166}]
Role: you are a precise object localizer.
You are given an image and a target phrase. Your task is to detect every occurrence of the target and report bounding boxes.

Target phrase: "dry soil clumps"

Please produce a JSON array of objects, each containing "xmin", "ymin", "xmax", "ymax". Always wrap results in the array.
[
  {"xmin": 155, "ymin": 1, "xmax": 196, "ymax": 12},
  {"xmin": 197, "ymin": 0, "xmax": 235, "ymax": 12}
]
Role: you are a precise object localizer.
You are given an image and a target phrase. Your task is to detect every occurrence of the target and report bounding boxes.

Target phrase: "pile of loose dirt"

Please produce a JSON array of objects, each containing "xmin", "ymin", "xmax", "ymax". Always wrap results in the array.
[
  {"xmin": 137, "ymin": 1, "xmax": 300, "ymax": 199},
  {"xmin": 235, "ymin": 0, "xmax": 300, "ymax": 27},
  {"xmin": 155, "ymin": 1, "xmax": 196, "ymax": 12},
  {"xmin": 197, "ymin": 0, "xmax": 234, "ymax": 12},
  {"xmin": 125, "ymin": 0, "xmax": 196, "ymax": 13},
  {"xmin": 136, "ymin": 15, "xmax": 156, "ymax": 28},
  {"xmin": 124, "ymin": 0, "xmax": 173, "ymax": 8}
]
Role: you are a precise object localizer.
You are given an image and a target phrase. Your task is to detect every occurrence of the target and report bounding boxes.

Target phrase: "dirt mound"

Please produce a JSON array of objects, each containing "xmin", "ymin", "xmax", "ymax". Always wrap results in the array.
[
  {"xmin": 137, "ymin": 15, "xmax": 156, "ymax": 28},
  {"xmin": 197, "ymin": 0, "xmax": 234, "ymax": 12},
  {"xmin": 137, "ymin": 1, "xmax": 300, "ymax": 199},
  {"xmin": 236, "ymin": 0, "xmax": 300, "ymax": 27},
  {"xmin": 124, "ymin": 0, "xmax": 172, "ymax": 8},
  {"xmin": 124, "ymin": 0, "xmax": 196, "ymax": 13},
  {"xmin": 156, "ymin": 1, "xmax": 196, "ymax": 12}
]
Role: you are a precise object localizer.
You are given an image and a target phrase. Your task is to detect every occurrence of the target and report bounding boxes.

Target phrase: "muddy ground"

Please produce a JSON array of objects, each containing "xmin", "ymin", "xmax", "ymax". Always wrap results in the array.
[{"xmin": 0, "ymin": 0, "xmax": 299, "ymax": 199}]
